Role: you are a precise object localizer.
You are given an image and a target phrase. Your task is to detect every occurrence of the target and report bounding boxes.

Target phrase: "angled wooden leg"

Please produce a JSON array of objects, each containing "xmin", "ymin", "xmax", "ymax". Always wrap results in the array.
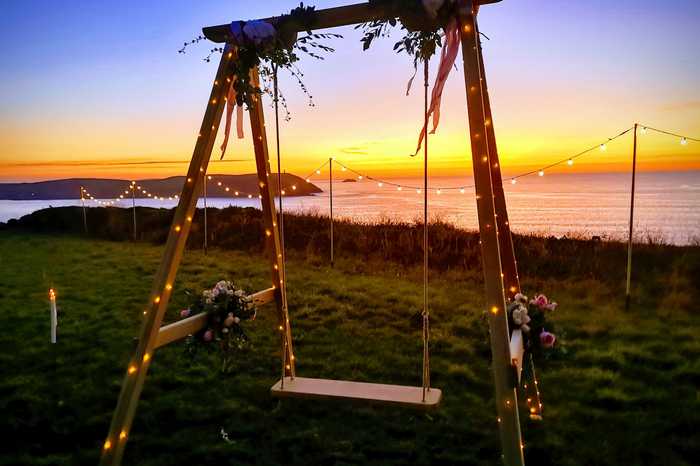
[
  {"xmin": 476, "ymin": 39, "xmax": 521, "ymax": 300},
  {"xmin": 248, "ymin": 67, "xmax": 295, "ymax": 377},
  {"xmin": 99, "ymin": 47, "xmax": 238, "ymax": 466},
  {"xmin": 457, "ymin": 2, "xmax": 525, "ymax": 465}
]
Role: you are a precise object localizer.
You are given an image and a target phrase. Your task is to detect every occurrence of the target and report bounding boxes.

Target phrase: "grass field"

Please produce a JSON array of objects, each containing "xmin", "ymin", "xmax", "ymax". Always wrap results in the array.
[{"xmin": 1, "ymin": 232, "xmax": 698, "ymax": 465}]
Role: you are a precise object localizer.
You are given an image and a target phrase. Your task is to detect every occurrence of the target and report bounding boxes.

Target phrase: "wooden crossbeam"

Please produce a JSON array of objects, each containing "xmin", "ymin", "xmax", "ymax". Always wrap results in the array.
[
  {"xmin": 154, "ymin": 287, "xmax": 276, "ymax": 349},
  {"xmin": 99, "ymin": 47, "xmax": 238, "ymax": 466},
  {"xmin": 457, "ymin": 1, "xmax": 525, "ymax": 465},
  {"xmin": 202, "ymin": 0, "xmax": 503, "ymax": 43}
]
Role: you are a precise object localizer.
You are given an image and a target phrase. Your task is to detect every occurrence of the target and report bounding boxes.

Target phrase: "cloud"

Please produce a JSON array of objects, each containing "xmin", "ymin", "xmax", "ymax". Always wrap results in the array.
[{"xmin": 339, "ymin": 146, "xmax": 369, "ymax": 155}]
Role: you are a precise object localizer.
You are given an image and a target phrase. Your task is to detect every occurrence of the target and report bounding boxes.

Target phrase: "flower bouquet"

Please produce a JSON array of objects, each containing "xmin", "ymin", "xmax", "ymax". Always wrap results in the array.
[
  {"xmin": 507, "ymin": 292, "xmax": 558, "ymax": 357},
  {"xmin": 181, "ymin": 280, "xmax": 257, "ymax": 372}
]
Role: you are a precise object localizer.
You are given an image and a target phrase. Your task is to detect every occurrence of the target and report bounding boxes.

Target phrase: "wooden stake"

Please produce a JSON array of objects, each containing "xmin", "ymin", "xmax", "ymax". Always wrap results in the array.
[
  {"xmin": 99, "ymin": 47, "xmax": 237, "ymax": 466},
  {"xmin": 457, "ymin": 2, "xmax": 525, "ymax": 465},
  {"xmin": 131, "ymin": 184, "xmax": 136, "ymax": 241},
  {"xmin": 625, "ymin": 123, "xmax": 638, "ymax": 310}
]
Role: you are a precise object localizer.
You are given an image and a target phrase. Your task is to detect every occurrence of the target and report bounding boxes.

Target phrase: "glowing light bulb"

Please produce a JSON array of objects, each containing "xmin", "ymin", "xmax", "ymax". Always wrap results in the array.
[
  {"xmin": 600, "ymin": 144, "xmax": 607, "ymax": 151},
  {"xmin": 378, "ymin": 182, "xmax": 383, "ymax": 187},
  {"xmin": 511, "ymin": 179, "xmax": 517, "ymax": 184},
  {"xmin": 416, "ymin": 189, "xmax": 421, "ymax": 193},
  {"xmin": 538, "ymin": 170, "xmax": 544, "ymax": 177},
  {"xmin": 292, "ymin": 185, "xmax": 296, "ymax": 190},
  {"xmin": 248, "ymin": 194, "xmax": 252, "ymax": 199},
  {"xmin": 681, "ymin": 137, "xmax": 688, "ymax": 146},
  {"xmin": 341, "ymin": 167, "xmax": 346, "ymax": 171},
  {"xmin": 460, "ymin": 188, "xmax": 465, "ymax": 194},
  {"xmin": 640, "ymin": 126, "xmax": 647, "ymax": 134},
  {"xmin": 436, "ymin": 189, "xmax": 442, "ymax": 195},
  {"xmin": 306, "ymin": 178, "xmax": 310, "ymax": 183},
  {"xmin": 316, "ymin": 170, "xmax": 321, "ymax": 175},
  {"xmin": 358, "ymin": 175, "xmax": 363, "ymax": 180},
  {"xmin": 217, "ymin": 182, "xmax": 222, "ymax": 186},
  {"xmin": 397, "ymin": 186, "xmax": 402, "ymax": 191},
  {"xmin": 104, "ymin": 440, "xmax": 112, "ymax": 450},
  {"xmin": 567, "ymin": 158, "xmax": 574, "ymax": 166}
]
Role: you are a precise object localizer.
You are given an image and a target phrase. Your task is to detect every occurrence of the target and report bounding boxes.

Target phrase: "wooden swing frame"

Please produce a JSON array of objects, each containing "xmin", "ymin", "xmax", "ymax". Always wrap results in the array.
[{"xmin": 99, "ymin": 1, "xmax": 527, "ymax": 465}]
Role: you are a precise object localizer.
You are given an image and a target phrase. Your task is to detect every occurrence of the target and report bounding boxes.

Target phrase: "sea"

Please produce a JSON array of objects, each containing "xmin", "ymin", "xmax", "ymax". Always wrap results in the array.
[{"xmin": 2, "ymin": 171, "xmax": 698, "ymax": 246}]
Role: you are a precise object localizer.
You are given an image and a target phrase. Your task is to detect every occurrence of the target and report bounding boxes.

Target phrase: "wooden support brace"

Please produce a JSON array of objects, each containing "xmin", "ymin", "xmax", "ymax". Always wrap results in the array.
[
  {"xmin": 247, "ymin": 67, "xmax": 296, "ymax": 377},
  {"xmin": 99, "ymin": 47, "xmax": 238, "ymax": 466},
  {"xmin": 476, "ymin": 40, "xmax": 521, "ymax": 300},
  {"xmin": 154, "ymin": 287, "xmax": 276, "ymax": 349},
  {"xmin": 457, "ymin": 2, "xmax": 525, "ymax": 465}
]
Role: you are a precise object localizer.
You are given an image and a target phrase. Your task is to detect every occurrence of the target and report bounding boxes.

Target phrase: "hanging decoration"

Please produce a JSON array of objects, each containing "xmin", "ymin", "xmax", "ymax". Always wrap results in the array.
[
  {"xmin": 180, "ymin": 3, "xmax": 342, "ymax": 159},
  {"xmin": 357, "ymin": 0, "xmax": 462, "ymax": 154},
  {"xmin": 508, "ymin": 292, "xmax": 559, "ymax": 357}
]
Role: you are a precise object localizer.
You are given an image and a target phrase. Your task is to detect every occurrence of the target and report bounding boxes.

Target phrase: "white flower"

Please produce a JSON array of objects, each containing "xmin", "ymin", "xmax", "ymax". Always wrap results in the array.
[
  {"xmin": 234, "ymin": 289, "xmax": 245, "ymax": 297},
  {"xmin": 422, "ymin": 0, "xmax": 444, "ymax": 18},
  {"xmin": 514, "ymin": 293, "xmax": 528, "ymax": 304},
  {"xmin": 234, "ymin": 316, "xmax": 241, "ymax": 324},
  {"xmin": 512, "ymin": 307, "xmax": 523, "ymax": 325},
  {"xmin": 243, "ymin": 20, "xmax": 276, "ymax": 46}
]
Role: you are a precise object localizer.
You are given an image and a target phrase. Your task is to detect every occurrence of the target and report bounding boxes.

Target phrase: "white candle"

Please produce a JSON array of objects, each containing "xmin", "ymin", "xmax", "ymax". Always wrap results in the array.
[{"xmin": 49, "ymin": 289, "xmax": 57, "ymax": 343}]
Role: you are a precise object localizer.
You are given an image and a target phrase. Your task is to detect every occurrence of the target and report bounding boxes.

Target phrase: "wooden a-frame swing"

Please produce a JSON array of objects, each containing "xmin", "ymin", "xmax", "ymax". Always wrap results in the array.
[{"xmin": 100, "ymin": 1, "xmax": 528, "ymax": 465}]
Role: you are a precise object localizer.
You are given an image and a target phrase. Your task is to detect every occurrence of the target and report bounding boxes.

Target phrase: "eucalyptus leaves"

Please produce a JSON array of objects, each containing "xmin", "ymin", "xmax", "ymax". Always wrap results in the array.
[{"xmin": 179, "ymin": 3, "xmax": 341, "ymax": 121}]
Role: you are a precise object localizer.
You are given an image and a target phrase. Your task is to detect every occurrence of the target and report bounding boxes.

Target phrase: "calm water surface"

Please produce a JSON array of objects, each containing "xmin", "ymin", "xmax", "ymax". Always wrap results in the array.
[{"xmin": 2, "ymin": 171, "xmax": 698, "ymax": 245}]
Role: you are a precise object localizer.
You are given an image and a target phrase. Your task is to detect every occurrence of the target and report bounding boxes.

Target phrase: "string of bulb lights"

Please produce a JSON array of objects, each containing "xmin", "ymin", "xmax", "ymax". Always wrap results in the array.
[{"xmin": 81, "ymin": 124, "xmax": 695, "ymax": 204}]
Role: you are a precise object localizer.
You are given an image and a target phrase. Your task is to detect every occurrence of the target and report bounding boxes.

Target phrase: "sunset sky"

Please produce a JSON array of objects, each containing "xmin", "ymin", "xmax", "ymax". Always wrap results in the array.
[{"xmin": 1, "ymin": 0, "xmax": 698, "ymax": 182}]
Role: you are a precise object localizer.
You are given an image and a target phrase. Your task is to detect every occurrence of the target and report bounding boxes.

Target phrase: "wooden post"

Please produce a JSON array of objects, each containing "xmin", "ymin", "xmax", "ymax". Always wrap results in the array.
[
  {"xmin": 80, "ymin": 186, "xmax": 88, "ymax": 234},
  {"xmin": 476, "ymin": 38, "xmax": 520, "ymax": 300},
  {"xmin": 248, "ymin": 67, "xmax": 296, "ymax": 377},
  {"xmin": 99, "ymin": 46, "xmax": 237, "ymax": 466},
  {"xmin": 131, "ymin": 183, "xmax": 136, "ymax": 241},
  {"xmin": 625, "ymin": 123, "xmax": 638, "ymax": 310},
  {"xmin": 203, "ymin": 173, "xmax": 208, "ymax": 255},
  {"xmin": 329, "ymin": 157, "xmax": 334, "ymax": 267},
  {"xmin": 457, "ymin": 2, "xmax": 525, "ymax": 465}
]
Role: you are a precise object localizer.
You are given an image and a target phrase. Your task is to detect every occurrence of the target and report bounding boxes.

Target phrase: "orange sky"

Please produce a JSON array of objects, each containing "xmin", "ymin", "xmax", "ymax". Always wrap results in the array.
[{"xmin": 1, "ymin": 1, "xmax": 699, "ymax": 182}]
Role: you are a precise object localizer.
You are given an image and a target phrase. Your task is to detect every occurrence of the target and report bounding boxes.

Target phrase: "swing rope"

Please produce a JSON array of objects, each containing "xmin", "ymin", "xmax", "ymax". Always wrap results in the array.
[
  {"xmin": 272, "ymin": 65, "xmax": 292, "ymax": 388},
  {"xmin": 271, "ymin": 61, "xmax": 432, "ymax": 402},
  {"xmin": 422, "ymin": 58, "xmax": 431, "ymax": 400}
]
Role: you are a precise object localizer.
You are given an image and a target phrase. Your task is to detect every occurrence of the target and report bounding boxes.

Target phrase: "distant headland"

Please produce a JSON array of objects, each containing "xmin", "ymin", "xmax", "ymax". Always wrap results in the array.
[{"xmin": 0, "ymin": 174, "xmax": 322, "ymax": 200}]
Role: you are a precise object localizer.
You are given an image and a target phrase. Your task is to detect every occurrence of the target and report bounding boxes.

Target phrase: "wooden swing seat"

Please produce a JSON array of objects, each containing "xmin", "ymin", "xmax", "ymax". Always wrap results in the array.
[{"xmin": 271, "ymin": 377, "xmax": 442, "ymax": 409}]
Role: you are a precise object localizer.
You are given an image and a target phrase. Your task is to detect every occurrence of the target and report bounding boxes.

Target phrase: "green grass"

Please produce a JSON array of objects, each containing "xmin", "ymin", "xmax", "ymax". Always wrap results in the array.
[{"xmin": 0, "ymin": 233, "xmax": 698, "ymax": 465}]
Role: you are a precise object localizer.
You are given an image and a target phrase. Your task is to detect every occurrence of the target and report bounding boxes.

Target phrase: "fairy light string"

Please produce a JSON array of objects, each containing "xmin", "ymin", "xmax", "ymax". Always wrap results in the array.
[{"xmin": 80, "ymin": 124, "xmax": 696, "ymax": 205}]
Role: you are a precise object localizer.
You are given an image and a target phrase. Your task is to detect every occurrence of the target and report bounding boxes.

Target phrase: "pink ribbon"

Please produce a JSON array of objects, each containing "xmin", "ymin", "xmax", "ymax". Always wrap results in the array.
[
  {"xmin": 413, "ymin": 18, "xmax": 461, "ymax": 155},
  {"xmin": 220, "ymin": 79, "xmax": 245, "ymax": 160}
]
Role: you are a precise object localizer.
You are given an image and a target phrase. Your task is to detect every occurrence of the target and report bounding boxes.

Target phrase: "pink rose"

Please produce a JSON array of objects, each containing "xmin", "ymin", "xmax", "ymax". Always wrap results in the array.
[
  {"xmin": 203, "ymin": 329, "xmax": 214, "ymax": 342},
  {"xmin": 540, "ymin": 331, "xmax": 556, "ymax": 348},
  {"xmin": 180, "ymin": 309, "xmax": 191, "ymax": 318}
]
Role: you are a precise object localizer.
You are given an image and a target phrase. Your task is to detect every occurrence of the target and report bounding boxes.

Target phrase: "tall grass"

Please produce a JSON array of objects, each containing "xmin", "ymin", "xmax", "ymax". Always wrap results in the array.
[{"xmin": 4, "ymin": 205, "xmax": 698, "ymax": 311}]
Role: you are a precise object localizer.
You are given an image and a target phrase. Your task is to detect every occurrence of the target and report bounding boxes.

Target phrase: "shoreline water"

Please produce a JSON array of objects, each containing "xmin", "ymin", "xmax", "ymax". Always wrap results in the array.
[{"xmin": 1, "ymin": 171, "xmax": 698, "ymax": 245}]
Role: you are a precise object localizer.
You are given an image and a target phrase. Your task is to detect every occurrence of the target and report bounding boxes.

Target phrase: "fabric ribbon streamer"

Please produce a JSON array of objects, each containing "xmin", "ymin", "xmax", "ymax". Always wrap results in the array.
[
  {"xmin": 412, "ymin": 18, "xmax": 460, "ymax": 156},
  {"xmin": 221, "ymin": 20, "xmax": 277, "ymax": 159},
  {"xmin": 220, "ymin": 82, "xmax": 245, "ymax": 160}
]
